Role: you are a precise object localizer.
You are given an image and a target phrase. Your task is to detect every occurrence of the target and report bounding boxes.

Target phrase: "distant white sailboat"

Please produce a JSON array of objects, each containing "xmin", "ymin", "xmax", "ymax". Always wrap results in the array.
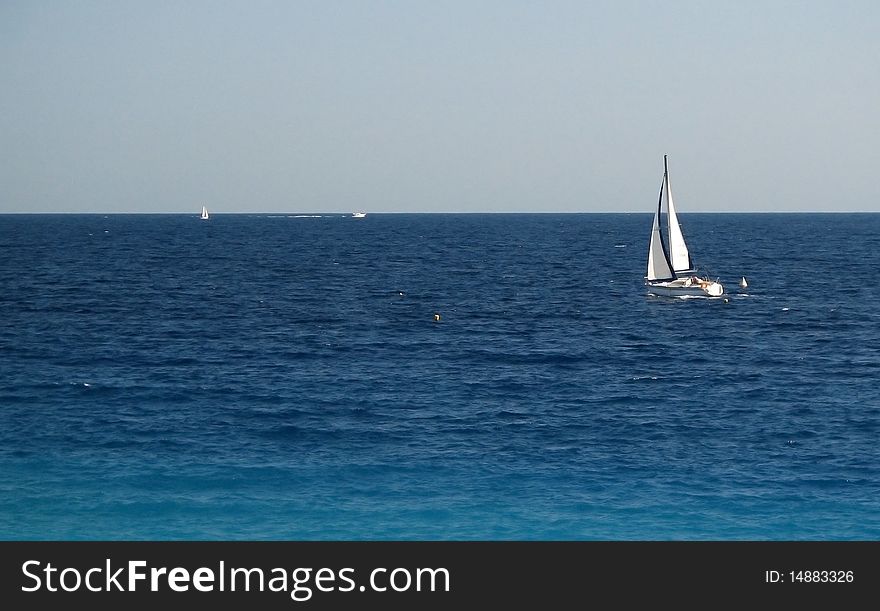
[
  {"xmin": 739, "ymin": 277, "xmax": 748, "ymax": 289},
  {"xmin": 200, "ymin": 206, "xmax": 210, "ymax": 220},
  {"xmin": 645, "ymin": 156, "xmax": 723, "ymax": 297}
]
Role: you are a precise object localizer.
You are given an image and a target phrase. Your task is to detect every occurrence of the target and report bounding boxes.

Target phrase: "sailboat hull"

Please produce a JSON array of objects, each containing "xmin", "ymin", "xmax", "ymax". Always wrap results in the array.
[{"xmin": 646, "ymin": 278, "xmax": 723, "ymax": 298}]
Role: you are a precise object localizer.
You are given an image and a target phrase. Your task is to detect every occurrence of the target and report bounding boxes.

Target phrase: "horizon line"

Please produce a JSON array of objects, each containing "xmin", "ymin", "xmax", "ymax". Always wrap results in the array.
[{"xmin": 1, "ymin": 210, "xmax": 878, "ymax": 215}]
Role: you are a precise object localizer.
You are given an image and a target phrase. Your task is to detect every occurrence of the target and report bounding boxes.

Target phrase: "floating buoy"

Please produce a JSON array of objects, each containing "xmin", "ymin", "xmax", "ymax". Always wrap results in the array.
[
  {"xmin": 739, "ymin": 276, "xmax": 748, "ymax": 288},
  {"xmin": 433, "ymin": 313, "xmax": 441, "ymax": 322}
]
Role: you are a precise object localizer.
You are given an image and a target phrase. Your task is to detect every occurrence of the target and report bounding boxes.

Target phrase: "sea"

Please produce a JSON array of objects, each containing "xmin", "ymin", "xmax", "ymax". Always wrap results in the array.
[{"xmin": 1, "ymin": 213, "xmax": 878, "ymax": 540}]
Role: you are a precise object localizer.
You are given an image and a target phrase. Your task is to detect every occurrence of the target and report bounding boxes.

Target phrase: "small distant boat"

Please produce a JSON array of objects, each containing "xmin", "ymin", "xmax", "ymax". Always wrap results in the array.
[
  {"xmin": 739, "ymin": 277, "xmax": 748, "ymax": 289},
  {"xmin": 200, "ymin": 205, "xmax": 210, "ymax": 220},
  {"xmin": 645, "ymin": 156, "xmax": 723, "ymax": 297},
  {"xmin": 351, "ymin": 211, "xmax": 366, "ymax": 218}
]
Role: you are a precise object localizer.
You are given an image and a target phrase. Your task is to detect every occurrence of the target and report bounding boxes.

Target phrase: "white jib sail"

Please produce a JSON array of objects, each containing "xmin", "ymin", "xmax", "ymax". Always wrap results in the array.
[{"xmin": 647, "ymin": 200, "xmax": 674, "ymax": 281}]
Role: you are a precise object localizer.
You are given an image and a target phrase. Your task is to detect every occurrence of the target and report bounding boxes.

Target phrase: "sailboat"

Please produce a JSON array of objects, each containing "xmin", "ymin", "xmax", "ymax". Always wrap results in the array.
[
  {"xmin": 200, "ymin": 205, "xmax": 210, "ymax": 220},
  {"xmin": 645, "ymin": 155, "xmax": 723, "ymax": 297}
]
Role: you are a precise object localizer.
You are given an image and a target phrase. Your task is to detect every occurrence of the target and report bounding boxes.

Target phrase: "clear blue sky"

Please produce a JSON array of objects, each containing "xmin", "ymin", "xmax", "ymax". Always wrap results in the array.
[{"xmin": 1, "ymin": 1, "xmax": 877, "ymax": 213}]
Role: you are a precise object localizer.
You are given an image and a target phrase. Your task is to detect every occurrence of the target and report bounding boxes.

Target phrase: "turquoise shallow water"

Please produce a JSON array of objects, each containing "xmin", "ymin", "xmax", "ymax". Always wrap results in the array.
[{"xmin": 1, "ymin": 213, "xmax": 878, "ymax": 539}]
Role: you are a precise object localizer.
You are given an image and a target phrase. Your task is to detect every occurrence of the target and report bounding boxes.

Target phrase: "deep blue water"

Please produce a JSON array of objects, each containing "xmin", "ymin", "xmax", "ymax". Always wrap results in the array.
[{"xmin": 1, "ymin": 213, "xmax": 878, "ymax": 540}]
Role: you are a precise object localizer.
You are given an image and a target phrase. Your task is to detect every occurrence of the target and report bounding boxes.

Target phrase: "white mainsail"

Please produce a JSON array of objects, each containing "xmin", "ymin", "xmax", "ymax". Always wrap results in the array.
[
  {"xmin": 201, "ymin": 206, "xmax": 209, "ymax": 220},
  {"xmin": 663, "ymin": 156, "xmax": 692, "ymax": 273},
  {"xmin": 646, "ymin": 183, "xmax": 675, "ymax": 281}
]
